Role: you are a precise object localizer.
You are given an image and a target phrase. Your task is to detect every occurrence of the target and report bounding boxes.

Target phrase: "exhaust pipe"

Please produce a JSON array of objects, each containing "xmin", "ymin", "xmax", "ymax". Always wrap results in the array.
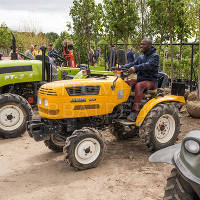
[
  {"xmin": 11, "ymin": 32, "xmax": 18, "ymax": 60},
  {"xmin": 40, "ymin": 46, "xmax": 47, "ymax": 82}
]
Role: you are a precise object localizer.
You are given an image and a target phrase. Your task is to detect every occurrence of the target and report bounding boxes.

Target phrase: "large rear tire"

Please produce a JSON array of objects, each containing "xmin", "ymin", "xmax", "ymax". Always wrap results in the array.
[
  {"xmin": 44, "ymin": 134, "xmax": 65, "ymax": 152},
  {"xmin": 164, "ymin": 168, "xmax": 198, "ymax": 200},
  {"xmin": 0, "ymin": 93, "xmax": 32, "ymax": 138},
  {"xmin": 139, "ymin": 103, "xmax": 180, "ymax": 151},
  {"xmin": 63, "ymin": 127, "xmax": 106, "ymax": 170}
]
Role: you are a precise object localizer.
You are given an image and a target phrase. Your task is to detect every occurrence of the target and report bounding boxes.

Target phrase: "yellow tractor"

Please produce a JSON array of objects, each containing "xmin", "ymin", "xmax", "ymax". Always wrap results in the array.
[{"xmin": 27, "ymin": 68, "xmax": 185, "ymax": 170}]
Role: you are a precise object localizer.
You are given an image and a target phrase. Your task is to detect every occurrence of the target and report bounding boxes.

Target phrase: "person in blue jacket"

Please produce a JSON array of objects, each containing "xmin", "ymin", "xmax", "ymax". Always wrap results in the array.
[
  {"xmin": 122, "ymin": 38, "xmax": 159, "ymax": 121},
  {"xmin": 127, "ymin": 48, "xmax": 135, "ymax": 63}
]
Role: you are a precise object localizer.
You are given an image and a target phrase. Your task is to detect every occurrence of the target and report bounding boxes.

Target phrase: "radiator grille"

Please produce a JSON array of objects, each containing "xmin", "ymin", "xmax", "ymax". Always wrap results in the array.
[{"xmin": 66, "ymin": 85, "xmax": 100, "ymax": 96}]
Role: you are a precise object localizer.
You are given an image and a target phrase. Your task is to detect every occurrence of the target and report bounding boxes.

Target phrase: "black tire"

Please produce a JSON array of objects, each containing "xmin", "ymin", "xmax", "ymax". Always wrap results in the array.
[
  {"xmin": 139, "ymin": 103, "xmax": 180, "ymax": 151},
  {"xmin": 163, "ymin": 168, "xmax": 198, "ymax": 200},
  {"xmin": 0, "ymin": 93, "xmax": 32, "ymax": 138},
  {"xmin": 109, "ymin": 123, "xmax": 138, "ymax": 140},
  {"xmin": 44, "ymin": 134, "xmax": 65, "ymax": 152},
  {"xmin": 63, "ymin": 127, "xmax": 106, "ymax": 170}
]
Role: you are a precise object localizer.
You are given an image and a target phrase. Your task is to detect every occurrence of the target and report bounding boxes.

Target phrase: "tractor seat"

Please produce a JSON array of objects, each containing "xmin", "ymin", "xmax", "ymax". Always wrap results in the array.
[{"xmin": 130, "ymin": 89, "xmax": 157, "ymax": 97}]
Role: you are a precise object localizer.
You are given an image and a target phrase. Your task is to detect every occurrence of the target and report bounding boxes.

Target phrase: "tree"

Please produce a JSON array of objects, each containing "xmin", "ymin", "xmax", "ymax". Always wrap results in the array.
[
  {"xmin": 147, "ymin": 0, "xmax": 190, "ymax": 84},
  {"xmin": 46, "ymin": 32, "xmax": 59, "ymax": 44},
  {"xmin": 0, "ymin": 23, "xmax": 12, "ymax": 54},
  {"xmin": 69, "ymin": 0, "xmax": 103, "ymax": 65},
  {"xmin": 54, "ymin": 31, "xmax": 72, "ymax": 51},
  {"xmin": 103, "ymin": 0, "xmax": 138, "ymax": 66}
]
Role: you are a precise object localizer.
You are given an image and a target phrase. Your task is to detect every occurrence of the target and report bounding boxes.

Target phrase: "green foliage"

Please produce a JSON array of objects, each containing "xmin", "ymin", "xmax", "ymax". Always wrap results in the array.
[
  {"xmin": 54, "ymin": 31, "xmax": 72, "ymax": 51},
  {"xmin": 103, "ymin": 0, "xmax": 138, "ymax": 44},
  {"xmin": 0, "ymin": 23, "xmax": 12, "ymax": 51},
  {"xmin": 46, "ymin": 32, "xmax": 59, "ymax": 44}
]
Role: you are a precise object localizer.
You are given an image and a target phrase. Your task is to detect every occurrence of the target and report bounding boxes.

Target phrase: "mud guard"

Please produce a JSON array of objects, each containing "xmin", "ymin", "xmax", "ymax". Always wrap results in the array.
[{"xmin": 136, "ymin": 95, "xmax": 185, "ymax": 127}]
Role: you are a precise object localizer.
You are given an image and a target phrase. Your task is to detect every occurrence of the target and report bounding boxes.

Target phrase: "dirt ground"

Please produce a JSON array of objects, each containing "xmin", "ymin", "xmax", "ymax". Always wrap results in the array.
[{"xmin": 0, "ymin": 111, "xmax": 199, "ymax": 200}]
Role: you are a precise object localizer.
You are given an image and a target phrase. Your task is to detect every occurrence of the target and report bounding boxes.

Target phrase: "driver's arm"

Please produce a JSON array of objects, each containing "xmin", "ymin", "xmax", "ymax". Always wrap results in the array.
[{"xmin": 121, "ymin": 57, "xmax": 140, "ymax": 69}]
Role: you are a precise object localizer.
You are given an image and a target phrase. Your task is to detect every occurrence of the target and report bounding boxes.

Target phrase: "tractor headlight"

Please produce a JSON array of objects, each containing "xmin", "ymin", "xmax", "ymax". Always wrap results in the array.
[
  {"xmin": 184, "ymin": 139, "xmax": 200, "ymax": 154},
  {"xmin": 38, "ymin": 97, "xmax": 41, "ymax": 105},
  {"xmin": 43, "ymin": 99, "xmax": 48, "ymax": 107}
]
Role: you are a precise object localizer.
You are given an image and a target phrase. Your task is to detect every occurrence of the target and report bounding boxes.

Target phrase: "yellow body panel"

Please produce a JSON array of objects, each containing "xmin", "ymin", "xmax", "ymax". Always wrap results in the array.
[
  {"xmin": 136, "ymin": 95, "xmax": 185, "ymax": 126},
  {"xmin": 38, "ymin": 76, "xmax": 131, "ymax": 119}
]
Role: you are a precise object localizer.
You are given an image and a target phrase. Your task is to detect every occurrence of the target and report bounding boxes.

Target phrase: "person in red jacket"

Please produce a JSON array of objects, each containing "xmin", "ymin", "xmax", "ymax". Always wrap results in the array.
[{"xmin": 62, "ymin": 40, "xmax": 75, "ymax": 67}]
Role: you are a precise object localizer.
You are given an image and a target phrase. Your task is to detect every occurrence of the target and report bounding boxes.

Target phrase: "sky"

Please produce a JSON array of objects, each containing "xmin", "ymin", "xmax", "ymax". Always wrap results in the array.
[{"xmin": 0, "ymin": 0, "xmax": 102, "ymax": 35}]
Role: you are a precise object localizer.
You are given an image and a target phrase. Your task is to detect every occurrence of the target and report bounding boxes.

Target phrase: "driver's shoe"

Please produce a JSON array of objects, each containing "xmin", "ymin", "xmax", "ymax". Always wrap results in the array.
[{"xmin": 127, "ymin": 111, "xmax": 139, "ymax": 122}]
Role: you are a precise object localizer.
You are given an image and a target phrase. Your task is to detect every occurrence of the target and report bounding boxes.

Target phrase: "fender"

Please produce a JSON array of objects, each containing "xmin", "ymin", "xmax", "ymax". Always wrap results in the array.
[{"xmin": 136, "ymin": 95, "xmax": 185, "ymax": 126}]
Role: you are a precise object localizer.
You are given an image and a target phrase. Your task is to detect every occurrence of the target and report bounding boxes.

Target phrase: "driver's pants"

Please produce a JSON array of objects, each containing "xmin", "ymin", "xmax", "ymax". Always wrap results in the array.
[{"xmin": 126, "ymin": 80, "xmax": 156, "ymax": 111}]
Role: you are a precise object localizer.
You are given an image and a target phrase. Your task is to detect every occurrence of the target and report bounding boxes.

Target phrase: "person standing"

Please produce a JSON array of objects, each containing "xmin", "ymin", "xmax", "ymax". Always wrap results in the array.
[
  {"xmin": 25, "ymin": 45, "xmax": 34, "ymax": 59},
  {"xmin": 47, "ymin": 44, "xmax": 57, "ymax": 57},
  {"xmin": 107, "ymin": 45, "xmax": 117, "ymax": 70},
  {"xmin": 127, "ymin": 48, "xmax": 135, "ymax": 63}
]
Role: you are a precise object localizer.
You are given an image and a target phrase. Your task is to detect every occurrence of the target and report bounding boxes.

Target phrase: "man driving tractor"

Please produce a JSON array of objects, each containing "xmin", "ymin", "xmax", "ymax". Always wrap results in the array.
[{"xmin": 122, "ymin": 38, "xmax": 159, "ymax": 121}]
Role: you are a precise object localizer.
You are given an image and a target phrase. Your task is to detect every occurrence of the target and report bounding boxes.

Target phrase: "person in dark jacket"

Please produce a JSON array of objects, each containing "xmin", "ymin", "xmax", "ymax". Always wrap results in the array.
[
  {"xmin": 127, "ymin": 48, "xmax": 135, "ymax": 63},
  {"xmin": 122, "ymin": 38, "xmax": 159, "ymax": 121}
]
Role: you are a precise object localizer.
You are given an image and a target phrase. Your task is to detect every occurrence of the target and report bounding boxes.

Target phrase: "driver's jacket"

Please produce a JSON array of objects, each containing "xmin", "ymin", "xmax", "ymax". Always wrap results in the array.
[{"xmin": 123, "ymin": 47, "xmax": 159, "ymax": 84}]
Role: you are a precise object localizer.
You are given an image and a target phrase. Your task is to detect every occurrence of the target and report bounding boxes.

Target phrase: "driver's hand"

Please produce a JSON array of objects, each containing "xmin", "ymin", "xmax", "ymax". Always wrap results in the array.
[{"xmin": 128, "ymin": 67, "xmax": 135, "ymax": 74}]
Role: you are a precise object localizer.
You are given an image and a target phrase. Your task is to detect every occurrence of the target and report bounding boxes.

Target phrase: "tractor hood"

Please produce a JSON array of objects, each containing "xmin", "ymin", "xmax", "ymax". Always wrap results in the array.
[
  {"xmin": 41, "ymin": 76, "xmax": 119, "ymax": 95},
  {"xmin": 37, "ymin": 76, "xmax": 131, "ymax": 119}
]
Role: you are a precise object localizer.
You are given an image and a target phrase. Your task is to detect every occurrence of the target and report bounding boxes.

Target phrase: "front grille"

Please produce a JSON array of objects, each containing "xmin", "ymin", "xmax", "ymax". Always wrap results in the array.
[
  {"xmin": 39, "ymin": 88, "xmax": 57, "ymax": 96},
  {"xmin": 66, "ymin": 85, "xmax": 100, "ymax": 96}
]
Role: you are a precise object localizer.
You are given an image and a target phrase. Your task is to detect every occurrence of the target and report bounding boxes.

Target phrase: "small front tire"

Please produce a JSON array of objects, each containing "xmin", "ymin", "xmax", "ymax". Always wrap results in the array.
[{"xmin": 63, "ymin": 127, "xmax": 106, "ymax": 170}]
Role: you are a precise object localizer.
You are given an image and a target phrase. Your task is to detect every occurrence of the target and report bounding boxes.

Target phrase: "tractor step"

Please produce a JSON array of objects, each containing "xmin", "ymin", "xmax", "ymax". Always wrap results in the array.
[{"xmin": 117, "ymin": 119, "xmax": 136, "ymax": 126}]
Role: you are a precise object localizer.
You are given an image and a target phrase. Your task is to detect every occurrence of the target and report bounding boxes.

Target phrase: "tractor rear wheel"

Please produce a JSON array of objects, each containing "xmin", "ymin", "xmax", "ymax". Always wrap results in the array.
[
  {"xmin": 109, "ymin": 123, "xmax": 138, "ymax": 140},
  {"xmin": 163, "ymin": 168, "xmax": 198, "ymax": 200},
  {"xmin": 63, "ymin": 127, "xmax": 106, "ymax": 170},
  {"xmin": 44, "ymin": 134, "xmax": 65, "ymax": 152},
  {"xmin": 139, "ymin": 103, "xmax": 180, "ymax": 151},
  {"xmin": 0, "ymin": 93, "xmax": 32, "ymax": 138}
]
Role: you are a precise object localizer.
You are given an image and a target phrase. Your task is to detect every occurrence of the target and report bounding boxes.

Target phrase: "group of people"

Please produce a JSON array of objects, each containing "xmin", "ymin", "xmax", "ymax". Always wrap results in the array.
[
  {"xmin": 87, "ymin": 46, "xmax": 101, "ymax": 66},
  {"xmin": 25, "ymin": 43, "xmax": 57, "ymax": 60},
  {"xmin": 106, "ymin": 45, "xmax": 141, "ymax": 70}
]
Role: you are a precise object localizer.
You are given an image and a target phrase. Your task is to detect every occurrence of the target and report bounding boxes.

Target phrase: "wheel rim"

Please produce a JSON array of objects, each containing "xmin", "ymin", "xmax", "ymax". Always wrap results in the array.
[
  {"xmin": 0, "ymin": 105, "xmax": 24, "ymax": 131},
  {"xmin": 155, "ymin": 114, "xmax": 175, "ymax": 143},
  {"xmin": 51, "ymin": 134, "xmax": 65, "ymax": 147},
  {"xmin": 75, "ymin": 137, "xmax": 101, "ymax": 165}
]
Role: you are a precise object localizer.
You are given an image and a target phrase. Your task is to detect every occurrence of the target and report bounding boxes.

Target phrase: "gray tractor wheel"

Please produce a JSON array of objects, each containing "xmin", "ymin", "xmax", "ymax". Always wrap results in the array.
[
  {"xmin": 0, "ymin": 93, "xmax": 32, "ymax": 138},
  {"xmin": 63, "ymin": 127, "xmax": 106, "ymax": 170},
  {"xmin": 164, "ymin": 168, "xmax": 198, "ymax": 200},
  {"xmin": 139, "ymin": 103, "xmax": 180, "ymax": 151},
  {"xmin": 44, "ymin": 134, "xmax": 65, "ymax": 152}
]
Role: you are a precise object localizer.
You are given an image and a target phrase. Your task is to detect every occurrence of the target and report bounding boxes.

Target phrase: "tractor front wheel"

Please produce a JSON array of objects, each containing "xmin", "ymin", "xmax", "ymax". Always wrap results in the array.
[
  {"xmin": 63, "ymin": 127, "xmax": 106, "ymax": 170},
  {"xmin": 139, "ymin": 103, "xmax": 180, "ymax": 151},
  {"xmin": 0, "ymin": 93, "xmax": 32, "ymax": 138}
]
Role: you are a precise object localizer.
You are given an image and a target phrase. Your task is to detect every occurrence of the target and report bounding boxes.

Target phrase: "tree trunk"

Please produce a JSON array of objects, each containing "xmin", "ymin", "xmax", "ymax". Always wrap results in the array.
[
  {"xmin": 178, "ymin": 39, "xmax": 183, "ymax": 79},
  {"xmin": 169, "ymin": 24, "xmax": 174, "ymax": 85},
  {"xmin": 124, "ymin": 37, "xmax": 128, "ymax": 64},
  {"xmin": 158, "ymin": 34, "xmax": 163, "ymax": 56},
  {"xmin": 198, "ymin": 14, "xmax": 200, "ymax": 99}
]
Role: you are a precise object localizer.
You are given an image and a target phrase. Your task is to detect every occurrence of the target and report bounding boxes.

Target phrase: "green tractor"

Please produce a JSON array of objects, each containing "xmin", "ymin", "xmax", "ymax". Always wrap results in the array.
[
  {"xmin": 149, "ymin": 129, "xmax": 200, "ymax": 199},
  {"xmin": 0, "ymin": 32, "xmax": 80, "ymax": 138},
  {"xmin": 0, "ymin": 32, "xmax": 113, "ymax": 139}
]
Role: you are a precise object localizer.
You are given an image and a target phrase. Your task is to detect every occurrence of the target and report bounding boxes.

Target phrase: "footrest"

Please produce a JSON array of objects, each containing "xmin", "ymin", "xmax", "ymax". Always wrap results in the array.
[{"xmin": 117, "ymin": 119, "xmax": 136, "ymax": 126}]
